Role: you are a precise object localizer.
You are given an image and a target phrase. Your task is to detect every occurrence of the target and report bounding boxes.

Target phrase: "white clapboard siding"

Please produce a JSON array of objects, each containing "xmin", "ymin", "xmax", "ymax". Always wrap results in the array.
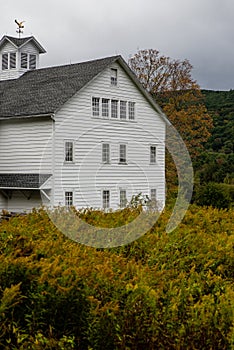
[
  {"xmin": 53, "ymin": 62, "xmax": 166, "ymax": 209},
  {"xmin": 0, "ymin": 117, "xmax": 53, "ymax": 173}
]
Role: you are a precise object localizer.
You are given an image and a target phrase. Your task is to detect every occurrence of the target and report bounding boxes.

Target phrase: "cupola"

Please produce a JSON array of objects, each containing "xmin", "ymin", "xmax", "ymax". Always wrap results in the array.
[{"xmin": 0, "ymin": 35, "xmax": 46, "ymax": 81}]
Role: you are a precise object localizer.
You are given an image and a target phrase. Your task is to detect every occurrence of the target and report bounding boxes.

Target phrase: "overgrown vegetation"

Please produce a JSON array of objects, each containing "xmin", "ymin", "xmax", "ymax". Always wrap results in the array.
[{"xmin": 0, "ymin": 206, "xmax": 233, "ymax": 349}]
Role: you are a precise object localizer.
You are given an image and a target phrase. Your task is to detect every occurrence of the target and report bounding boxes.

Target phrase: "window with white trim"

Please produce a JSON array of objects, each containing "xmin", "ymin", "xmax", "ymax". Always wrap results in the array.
[
  {"xmin": 21, "ymin": 53, "xmax": 28, "ymax": 69},
  {"xmin": 119, "ymin": 144, "xmax": 127, "ymax": 164},
  {"xmin": 29, "ymin": 54, "xmax": 36, "ymax": 69},
  {"xmin": 65, "ymin": 191, "xmax": 73, "ymax": 208},
  {"xmin": 150, "ymin": 188, "xmax": 157, "ymax": 201},
  {"xmin": 103, "ymin": 190, "xmax": 110, "ymax": 209},
  {"xmin": 110, "ymin": 68, "xmax": 117, "ymax": 86},
  {"xmin": 111, "ymin": 100, "xmax": 118, "ymax": 118},
  {"xmin": 128, "ymin": 101, "xmax": 135, "ymax": 120},
  {"xmin": 120, "ymin": 101, "xmax": 127, "ymax": 120},
  {"xmin": 65, "ymin": 141, "xmax": 74, "ymax": 162},
  {"xmin": 2, "ymin": 52, "xmax": 16, "ymax": 70},
  {"xmin": 120, "ymin": 189, "xmax": 127, "ymax": 208},
  {"xmin": 102, "ymin": 143, "xmax": 110, "ymax": 164},
  {"xmin": 102, "ymin": 98, "xmax": 109, "ymax": 117},
  {"xmin": 92, "ymin": 97, "xmax": 100, "ymax": 116},
  {"xmin": 150, "ymin": 145, "xmax": 156, "ymax": 164}
]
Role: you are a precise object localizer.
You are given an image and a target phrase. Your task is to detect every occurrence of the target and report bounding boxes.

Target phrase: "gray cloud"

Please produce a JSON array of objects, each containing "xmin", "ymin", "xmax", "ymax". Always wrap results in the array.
[{"xmin": 2, "ymin": 0, "xmax": 234, "ymax": 90}]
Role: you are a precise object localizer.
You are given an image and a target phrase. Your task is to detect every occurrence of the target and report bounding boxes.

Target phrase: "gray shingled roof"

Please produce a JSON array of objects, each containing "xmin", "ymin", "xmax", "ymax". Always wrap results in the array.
[
  {"xmin": 0, "ymin": 56, "xmax": 119, "ymax": 118},
  {"xmin": 2, "ymin": 36, "xmax": 34, "ymax": 47},
  {"xmin": 0, "ymin": 35, "xmax": 46, "ymax": 54},
  {"xmin": 0, "ymin": 173, "xmax": 51, "ymax": 189}
]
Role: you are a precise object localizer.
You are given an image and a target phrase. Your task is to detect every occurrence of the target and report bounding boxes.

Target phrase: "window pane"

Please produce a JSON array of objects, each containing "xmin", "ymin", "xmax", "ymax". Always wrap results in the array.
[
  {"xmin": 10, "ymin": 53, "xmax": 16, "ymax": 68},
  {"xmin": 2, "ymin": 53, "xmax": 8, "ymax": 70},
  {"xmin": 103, "ymin": 190, "xmax": 110, "ymax": 209},
  {"xmin": 92, "ymin": 97, "xmax": 100, "ymax": 116},
  {"xmin": 120, "ymin": 101, "xmax": 127, "ymax": 119},
  {"xmin": 65, "ymin": 141, "xmax": 73, "ymax": 162},
  {"xmin": 150, "ymin": 189, "xmax": 157, "ymax": 201},
  {"xmin": 111, "ymin": 100, "xmax": 118, "ymax": 118},
  {"xmin": 150, "ymin": 146, "xmax": 156, "ymax": 163},
  {"xmin": 29, "ymin": 54, "xmax": 36, "ymax": 69},
  {"xmin": 65, "ymin": 191, "xmax": 73, "ymax": 207},
  {"xmin": 120, "ymin": 190, "xmax": 127, "ymax": 208},
  {"xmin": 128, "ymin": 102, "xmax": 135, "ymax": 120},
  {"xmin": 102, "ymin": 143, "xmax": 110, "ymax": 164},
  {"xmin": 110, "ymin": 68, "xmax": 117, "ymax": 86},
  {"xmin": 102, "ymin": 98, "xmax": 109, "ymax": 117},
  {"xmin": 21, "ymin": 53, "xmax": 28, "ymax": 69},
  {"xmin": 119, "ymin": 144, "xmax": 126, "ymax": 163}
]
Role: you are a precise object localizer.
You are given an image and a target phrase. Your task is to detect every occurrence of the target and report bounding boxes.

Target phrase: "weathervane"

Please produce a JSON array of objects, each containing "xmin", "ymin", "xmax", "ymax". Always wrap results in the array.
[{"xmin": 15, "ymin": 19, "xmax": 25, "ymax": 38}]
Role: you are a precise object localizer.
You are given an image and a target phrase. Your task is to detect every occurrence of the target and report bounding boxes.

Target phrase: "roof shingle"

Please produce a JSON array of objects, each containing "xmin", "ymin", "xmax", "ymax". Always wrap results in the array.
[{"xmin": 0, "ymin": 55, "xmax": 119, "ymax": 118}]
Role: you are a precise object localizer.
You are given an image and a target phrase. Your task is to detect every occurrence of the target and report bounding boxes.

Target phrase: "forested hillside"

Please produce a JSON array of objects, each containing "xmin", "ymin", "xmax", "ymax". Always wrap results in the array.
[
  {"xmin": 201, "ymin": 89, "xmax": 234, "ymax": 154},
  {"xmin": 191, "ymin": 90, "xmax": 234, "ymax": 208}
]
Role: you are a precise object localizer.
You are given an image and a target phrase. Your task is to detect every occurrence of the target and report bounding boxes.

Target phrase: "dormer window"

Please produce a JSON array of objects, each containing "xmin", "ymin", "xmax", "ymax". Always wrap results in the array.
[
  {"xmin": 110, "ymin": 68, "xmax": 118, "ymax": 86},
  {"xmin": 21, "ymin": 53, "xmax": 37, "ymax": 70},
  {"xmin": 2, "ymin": 52, "xmax": 16, "ymax": 70}
]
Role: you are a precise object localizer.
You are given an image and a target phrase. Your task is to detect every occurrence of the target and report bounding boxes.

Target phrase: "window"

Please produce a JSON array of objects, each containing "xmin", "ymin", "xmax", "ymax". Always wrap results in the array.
[
  {"xmin": 2, "ymin": 53, "xmax": 16, "ymax": 70},
  {"xmin": 92, "ymin": 97, "xmax": 100, "ymax": 116},
  {"xmin": 21, "ymin": 53, "xmax": 28, "ymax": 69},
  {"xmin": 120, "ymin": 189, "xmax": 127, "ymax": 208},
  {"xmin": 110, "ymin": 68, "xmax": 117, "ymax": 86},
  {"xmin": 65, "ymin": 191, "xmax": 73, "ymax": 208},
  {"xmin": 119, "ymin": 144, "xmax": 127, "ymax": 164},
  {"xmin": 120, "ymin": 101, "xmax": 127, "ymax": 120},
  {"xmin": 111, "ymin": 100, "xmax": 118, "ymax": 118},
  {"xmin": 103, "ymin": 190, "xmax": 110, "ymax": 209},
  {"xmin": 151, "ymin": 189, "xmax": 157, "ymax": 202},
  {"xmin": 128, "ymin": 102, "xmax": 135, "ymax": 120},
  {"xmin": 102, "ymin": 98, "xmax": 109, "ymax": 117},
  {"xmin": 65, "ymin": 141, "xmax": 74, "ymax": 162},
  {"xmin": 102, "ymin": 143, "xmax": 110, "ymax": 164},
  {"xmin": 29, "ymin": 54, "xmax": 36, "ymax": 69},
  {"xmin": 150, "ymin": 145, "xmax": 156, "ymax": 164},
  {"xmin": 2, "ymin": 53, "xmax": 8, "ymax": 70}
]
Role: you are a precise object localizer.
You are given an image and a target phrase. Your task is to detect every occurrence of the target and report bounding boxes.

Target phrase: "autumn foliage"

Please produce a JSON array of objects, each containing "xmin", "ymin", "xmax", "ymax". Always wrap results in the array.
[
  {"xmin": 0, "ymin": 205, "xmax": 233, "ymax": 349},
  {"xmin": 129, "ymin": 49, "xmax": 213, "ymax": 159}
]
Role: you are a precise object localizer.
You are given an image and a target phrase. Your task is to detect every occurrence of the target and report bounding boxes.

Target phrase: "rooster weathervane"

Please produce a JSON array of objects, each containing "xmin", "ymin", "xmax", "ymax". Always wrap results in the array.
[{"xmin": 15, "ymin": 19, "xmax": 25, "ymax": 38}]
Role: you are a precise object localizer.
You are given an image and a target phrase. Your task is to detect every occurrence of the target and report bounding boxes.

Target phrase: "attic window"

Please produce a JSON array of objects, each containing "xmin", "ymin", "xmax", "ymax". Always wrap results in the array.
[
  {"xmin": 21, "ymin": 53, "xmax": 28, "ymax": 69},
  {"xmin": 29, "ymin": 54, "xmax": 36, "ymax": 70},
  {"xmin": 110, "ymin": 68, "xmax": 118, "ymax": 86},
  {"xmin": 2, "ymin": 53, "xmax": 16, "ymax": 70}
]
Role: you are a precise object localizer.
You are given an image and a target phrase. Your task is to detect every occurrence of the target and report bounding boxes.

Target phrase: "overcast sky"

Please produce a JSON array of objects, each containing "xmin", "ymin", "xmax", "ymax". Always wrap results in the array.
[{"xmin": 2, "ymin": 0, "xmax": 234, "ymax": 90}]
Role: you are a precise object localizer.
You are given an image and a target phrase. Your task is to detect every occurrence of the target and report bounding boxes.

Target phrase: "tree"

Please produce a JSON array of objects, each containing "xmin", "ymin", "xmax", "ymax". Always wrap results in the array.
[{"xmin": 129, "ymin": 49, "xmax": 213, "ymax": 159}]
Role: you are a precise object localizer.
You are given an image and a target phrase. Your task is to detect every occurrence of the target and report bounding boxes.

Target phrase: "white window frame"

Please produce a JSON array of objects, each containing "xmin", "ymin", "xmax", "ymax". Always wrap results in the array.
[
  {"xmin": 64, "ymin": 140, "xmax": 74, "ymax": 163},
  {"xmin": 110, "ymin": 68, "xmax": 118, "ymax": 86},
  {"xmin": 92, "ymin": 97, "xmax": 100, "ymax": 117},
  {"xmin": 111, "ymin": 99, "xmax": 118, "ymax": 118},
  {"xmin": 128, "ymin": 101, "xmax": 135, "ymax": 120},
  {"xmin": 102, "ymin": 98, "xmax": 109, "ymax": 118},
  {"xmin": 120, "ymin": 189, "xmax": 127, "ymax": 208},
  {"xmin": 21, "ymin": 52, "xmax": 28, "ymax": 69},
  {"xmin": 29, "ymin": 54, "xmax": 36, "ymax": 70},
  {"xmin": 65, "ymin": 191, "xmax": 73, "ymax": 208},
  {"xmin": 102, "ymin": 143, "xmax": 110, "ymax": 164},
  {"xmin": 119, "ymin": 144, "xmax": 127, "ymax": 164},
  {"xmin": 102, "ymin": 190, "xmax": 110, "ymax": 209},
  {"xmin": 120, "ymin": 101, "xmax": 127, "ymax": 120},
  {"xmin": 150, "ymin": 145, "xmax": 157, "ymax": 164},
  {"xmin": 2, "ymin": 52, "xmax": 16, "ymax": 70},
  {"xmin": 150, "ymin": 188, "xmax": 157, "ymax": 201}
]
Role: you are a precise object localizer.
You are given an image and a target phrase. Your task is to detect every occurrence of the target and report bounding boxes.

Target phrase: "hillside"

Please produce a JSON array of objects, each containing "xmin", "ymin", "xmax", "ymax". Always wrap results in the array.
[{"xmin": 201, "ymin": 90, "xmax": 234, "ymax": 154}]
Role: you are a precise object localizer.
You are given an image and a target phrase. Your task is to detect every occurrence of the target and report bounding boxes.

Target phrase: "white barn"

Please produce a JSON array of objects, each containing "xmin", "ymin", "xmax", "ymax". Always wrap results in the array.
[{"xmin": 0, "ymin": 34, "xmax": 169, "ymax": 213}]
